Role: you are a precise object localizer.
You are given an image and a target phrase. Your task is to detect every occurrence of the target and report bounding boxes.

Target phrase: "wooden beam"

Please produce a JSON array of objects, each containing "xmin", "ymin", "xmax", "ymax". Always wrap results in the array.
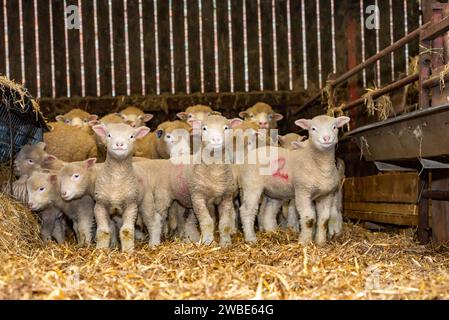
[{"xmin": 421, "ymin": 15, "xmax": 449, "ymax": 41}]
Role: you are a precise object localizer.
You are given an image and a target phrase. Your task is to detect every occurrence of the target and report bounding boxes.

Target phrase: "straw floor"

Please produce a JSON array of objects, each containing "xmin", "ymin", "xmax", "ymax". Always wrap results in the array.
[{"xmin": 1, "ymin": 193, "xmax": 448, "ymax": 300}]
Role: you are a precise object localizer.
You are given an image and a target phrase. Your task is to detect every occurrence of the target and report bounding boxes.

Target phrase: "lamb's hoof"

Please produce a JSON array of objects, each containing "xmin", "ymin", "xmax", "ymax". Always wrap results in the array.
[
  {"xmin": 200, "ymin": 234, "xmax": 214, "ymax": 245},
  {"xmin": 135, "ymin": 230, "xmax": 146, "ymax": 241},
  {"xmin": 121, "ymin": 241, "xmax": 135, "ymax": 253},
  {"xmin": 299, "ymin": 236, "xmax": 313, "ymax": 246},
  {"xmin": 96, "ymin": 232, "xmax": 111, "ymax": 249},
  {"xmin": 219, "ymin": 236, "xmax": 232, "ymax": 247},
  {"xmin": 245, "ymin": 235, "xmax": 257, "ymax": 244},
  {"xmin": 120, "ymin": 229, "xmax": 135, "ymax": 252},
  {"xmin": 148, "ymin": 239, "xmax": 161, "ymax": 247}
]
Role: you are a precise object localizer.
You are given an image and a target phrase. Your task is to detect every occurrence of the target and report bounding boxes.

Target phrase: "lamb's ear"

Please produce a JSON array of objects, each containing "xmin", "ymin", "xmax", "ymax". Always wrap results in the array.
[
  {"xmin": 191, "ymin": 120, "xmax": 202, "ymax": 136},
  {"xmin": 335, "ymin": 116, "xmax": 350, "ymax": 128},
  {"xmin": 49, "ymin": 174, "xmax": 58, "ymax": 185},
  {"xmin": 156, "ymin": 129, "xmax": 164, "ymax": 139},
  {"xmin": 238, "ymin": 111, "xmax": 249, "ymax": 119},
  {"xmin": 134, "ymin": 126, "xmax": 151, "ymax": 139},
  {"xmin": 88, "ymin": 119, "xmax": 100, "ymax": 127},
  {"xmin": 209, "ymin": 111, "xmax": 222, "ymax": 116},
  {"xmin": 271, "ymin": 113, "xmax": 283, "ymax": 121},
  {"xmin": 176, "ymin": 112, "xmax": 188, "ymax": 121},
  {"xmin": 85, "ymin": 158, "xmax": 97, "ymax": 169},
  {"xmin": 55, "ymin": 115, "xmax": 65, "ymax": 123},
  {"xmin": 87, "ymin": 114, "xmax": 98, "ymax": 122},
  {"xmin": 36, "ymin": 141, "xmax": 46, "ymax": 150},
  {"xmin": 229, "ymin": 118, "xmax": 243, "ymax": 128},
  {"xmin": 277, "ymin": 135, "xmax": 285, "ymax": 143},
  {"xmin": 294, "ymin": 119, "xmax": 312, "ymax": 130},
  {"xmin": 140, "ymin": 114, "xmax": 154, "ymax": 123},
  {"xmin": 92, "ymin": 124, "xmax": 108, "ymax": 140},
  {"xmin": 43, "ymin": 155, "xmax": 57, "ymax": 165},
  {"xmin": 291, "ymin": 140, "xmax": 307, "ymax": 149}
]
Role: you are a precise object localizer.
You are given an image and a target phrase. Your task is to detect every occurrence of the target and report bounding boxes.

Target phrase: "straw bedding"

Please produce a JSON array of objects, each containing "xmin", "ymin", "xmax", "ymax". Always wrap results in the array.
[{"xmin": 0, "ymin": 193, "xmax": 448, "ymax": 300}]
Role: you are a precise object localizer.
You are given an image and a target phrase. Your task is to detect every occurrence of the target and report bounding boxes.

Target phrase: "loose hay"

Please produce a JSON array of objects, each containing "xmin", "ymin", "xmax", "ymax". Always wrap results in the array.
[{"xmin": 0, "ymin": 194, "xmax": 448, "ymax": 300}]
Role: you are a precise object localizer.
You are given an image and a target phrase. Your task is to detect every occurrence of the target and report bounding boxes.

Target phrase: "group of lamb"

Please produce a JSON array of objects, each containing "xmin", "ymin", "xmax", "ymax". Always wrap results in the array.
[{"xmin": 7, "ymin": 102, "xmax": 349, "ymax": 252}]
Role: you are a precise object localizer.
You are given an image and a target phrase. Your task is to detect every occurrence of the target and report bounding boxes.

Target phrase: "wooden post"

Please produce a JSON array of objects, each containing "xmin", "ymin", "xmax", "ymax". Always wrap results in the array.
[{"xmin": 418, "ymin": 171, "xmax": 430, "ymax": 244}]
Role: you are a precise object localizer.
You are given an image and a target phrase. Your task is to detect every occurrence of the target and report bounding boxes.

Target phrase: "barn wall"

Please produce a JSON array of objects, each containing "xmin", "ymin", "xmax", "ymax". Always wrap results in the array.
[{"xmin": 0, "ymin": 0, "xmax": 421, "ymax": 116}]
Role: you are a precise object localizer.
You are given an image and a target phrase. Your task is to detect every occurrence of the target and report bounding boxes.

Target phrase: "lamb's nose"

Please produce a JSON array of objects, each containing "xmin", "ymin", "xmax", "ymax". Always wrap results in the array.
[
  {"xmin": 61, "ymin": 191, "xmax": 67, "ymax": 196},
  {"xmin": 323, "ymin": 136, "xmax": 331, "ymax": 142},
  {"xmin": 28, "ymin": 202, "xmax": 35, "ymax": 209},
  {"xmin": 259, "ymin": 121, "xmax": 268, "ymax": 128},
  {"xmin": 116, "ymin": 142, "xmax": 124, "ymax": 147}
]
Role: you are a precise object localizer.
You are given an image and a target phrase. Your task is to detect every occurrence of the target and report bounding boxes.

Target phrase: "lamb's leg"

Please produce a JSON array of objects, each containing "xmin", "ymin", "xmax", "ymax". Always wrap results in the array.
[
  {"xmin": 262, "ymin": 197, "xmax": 283, "ymax": 232},
  {"xmin": 257, "ymin": 196, "xmax": 267, "ymax": 231},
  {"xmin": 120, "ymin": 203, "xmax": 138, "ymax": 252},
  {"xmin": 230, "ymin": 197, "xmax": 239, "ymax": 235},
  {"xmin": 287, "ymin": 199, "xmax": 300, "ymax": 233},
  {"xmin": 182, "ymin": 210, "xmax": 200, "ymax": 243},
  {"xmin": 191, "ymin": 195, "xmax": 215, "ymax": 245},
  {"xmin": 315, "ymin": 195, "xmax": 333, "ymax": 246},
  {"xmin": 217, "ymin": 194, "xmax": 234, "ymax": 247},
  {"xmin": 76, "ymin": 211, "xmax": 94, "ymax": 246},
  {"xmin": 94, "ymin": 203, "xmax": 111, "ymax": 249},
  {"xmin": 240, "ymin": 187, "xmax": 264, "ymax": 243},
  {"xmin": 109, "ymin": 219, "xmax": 119, "ymax": 248},
  {"xmin": 144, "ymin": 193, "xmax": 168, "ymax": 247},
  {"xmin": 328, "ymin": 189, "xmax": 343, "ymax": 239},
  {"xmin": 295, "ymin": 192, "xmax": 316, "ymax": 245},
  {"xmin": 52, "ymin": 217, "xmax": 66, "ymax": 244}
]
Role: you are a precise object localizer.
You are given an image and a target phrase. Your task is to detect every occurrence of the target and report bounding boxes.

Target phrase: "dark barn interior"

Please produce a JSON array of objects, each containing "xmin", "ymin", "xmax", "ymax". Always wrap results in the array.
[{"xmin": 1, "ymin": 0, "xmax": 449, "ymax": 300}]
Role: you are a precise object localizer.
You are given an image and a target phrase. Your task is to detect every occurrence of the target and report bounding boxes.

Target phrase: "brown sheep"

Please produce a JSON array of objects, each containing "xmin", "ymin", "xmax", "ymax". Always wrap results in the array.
[{"xmin": 238, "ymin": 102, "xmax": 283, "ymax": 129}]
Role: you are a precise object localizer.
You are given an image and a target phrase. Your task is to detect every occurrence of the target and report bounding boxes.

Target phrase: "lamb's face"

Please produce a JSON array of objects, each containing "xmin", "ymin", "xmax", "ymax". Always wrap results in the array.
[
  {"xmin": 195, "ymin": 115, "xmax": 242, "ymax": 151},
  {"xmin": 120, "ymin": 113, "xmax": 153, "ymax": 128},
  {"xmin": 27, "ymin": 172, "xmax": 56, "ymax": 211},
  {"xmin": 295, "ymin": 115, "xmax": 350, "ymax": 151},
  {"xmin": 56, "ymin": 109, "xmax": 97, "ymax": 130},
  {"xmin": 239, "ymin": 109, "xmax": 283, "ymax": 129},
  {"xmin": 160, "ymin": 128, "xmax": 191, "ymax": 157},
  {"xmin": 279, "ymin": 133, "xmax": 304, "ymax": 150},
  {"xmin": 59, "ymin": 159, "xmax": 96, "ymax": 201},
  {"xmin": 92, "ymin": 123, "xmax": 150, "ymax": 160},
  {"xmin": 14, "ymin": 143, "xmax": 47, "ymax": 176},
  {"xmin": 176, "ymin": 106, "xmax": 218, "ymax": 125}
]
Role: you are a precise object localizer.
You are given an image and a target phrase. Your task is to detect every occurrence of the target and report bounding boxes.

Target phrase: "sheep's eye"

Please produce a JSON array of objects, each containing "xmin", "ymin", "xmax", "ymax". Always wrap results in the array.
[
  {"xmin": 166, "ymin": 135, "xmax": 171, "ymax": 139},
  {"xmin": 73, "ymin": 173, "xmax": 80, "ymax": 180},
  {"xmin": 249, "ymin": 114, "xmax": 254, "ymax": 118},
  {"xmin": 224, "ymin": 126, "xmax": 229, "ymax": 131},
  {"xmin": 107, "ymin": 134, "xmax": 111, "ymax": 138},
  {"xmin": 202, "ymin": 126, "xmax": 207, "ymax": 131},
  {"xmin": 312, "ymin": 127, "xmax": 317, "ymax": 131},
  {"xmin": 83, "ymin": 119, "xmax": 88, "ymax": 123},
  {"xmin": 65, "ymin": 119, "xmax": 71, "ymax": 124},
  {"xmin": 333, "ymin": 125, "xmax": 337, "ymax": 130},
  {"xmin": 188, "ymin": 114, "xmax": 193, "ymax": 118},
  {"xmin": 130, "ymin": 135, "xmax": 134, "ymax": 139},
  {"xmin": 27, "ymin": 159, "xmax": 34, "ymax": 165},
  {"xmin": 38, "ymin": 187, "xmax": 45, "ymax": 192}
]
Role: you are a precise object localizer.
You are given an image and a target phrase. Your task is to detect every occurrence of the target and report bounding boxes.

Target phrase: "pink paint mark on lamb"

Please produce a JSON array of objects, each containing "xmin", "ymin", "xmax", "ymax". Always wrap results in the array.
[
  {"xmin": 272, "ymin": 157, "xmax": 289, "ymax": 181},
  {"xmin": 175, "ymin": 164, "xmax": 189, "ymax": 196}
]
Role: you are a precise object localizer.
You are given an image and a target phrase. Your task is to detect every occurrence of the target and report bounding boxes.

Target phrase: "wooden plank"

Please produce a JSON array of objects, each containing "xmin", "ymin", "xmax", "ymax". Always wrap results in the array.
[
  {"xmin": 187, "ymin": 0, "xmax": 200, "ymax": 93},
  {"xmin": 290, "ymin": 0, "xmax": 304, "ymax": 90},
  {"xmin": 96, "ymin": 0, "xmax": 112, "ymax": 96},
  {"xmin": 304, "ymin": 0, "xmax": 318, "ymax": 91},
  {"xmin": 378, "ymin": 0, "xmax": 393, "ymax": 85},
  {"xmin": 216, "ymin": 0, "xmax": 230, "ymax": 92},
  {"xmin": 52, "ymin": 0, "xmax": 68, "ymax": 97},
  {"xmin": 66, "ymin": 0, "xmax": 81, "ymax": 96},
  {"xmin": 344, "ymin": 173, "xmax": 420, "ymax": 204},
  {"xmin": 22, "ymin": 0, "xmax": 37, "ymax": 96},
  {"xmin": 111, "ymin": 0, "xmax": 126, "ymax": 95},
  {"xmin": 37, "ymin": 0, "xmax": 52, "ymax": 97},
  {"xmin": 157, "ymin": 0, "xmax": 171, "ymax": 93},
  {"xmin": 6, "ymin": 0, "xmax": 21, "ymax": 83},
  {"xmin": 201, "ymin": 0, "xmax": 215, "ymax": 92},
  {"xmin": 81, "ymin": 0, "xmax": 97, "ymax": 97},
  {"xmin": 392, "ymin": 0, "xmax": 406, "ymax": 80},
  {"xmin": 0, "ymin": 1, "xmax": 5, "ymax": 76},
  {"xmin": 344, "ymin": 208, "xmax": 418, "ymax": 226},
  {"xmin": 142, "ymin": 0, "xmax": 156, "ymax": 95},
  {"xmin": 260, "ymin": 0, "xmax": 274, "ymax": 91},
  {"xmin": 275, "ymin": 0, "xmax": 289, "ymax": 91},
  {"xmin": 172, "ymin": 0, "xmax": 186, "ymax": 93},
  {"xmin": 363, "ymin": 0, "xmax": 377, "ymax": 87},
  {"xmin": 430, "ymin": 172, "xmax": 449, "ymax": 244},
  {"xmin": 245, "ymin": 0, "xmax": 261, "ymax": 91},
  {"xmin": 231, "ymin": 0, "xmax": 245, "ymax": 92},
  {"xmin": 318, "ymin": 0, "xmax": 333, "ymax": 84},
  {"xmin": 407, "ymin": 0, "xmax": 420, "ymax": 59},
  {"xmin": 127, "ymin": 0, "xmax": 143, "ymax": 95}
]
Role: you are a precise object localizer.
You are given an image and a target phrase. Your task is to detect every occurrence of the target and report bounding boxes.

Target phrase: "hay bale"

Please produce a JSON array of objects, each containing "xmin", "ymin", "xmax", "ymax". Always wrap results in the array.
[{"xmin": 0, "ymin": 192, "xmax": 41, "ymax": 253}]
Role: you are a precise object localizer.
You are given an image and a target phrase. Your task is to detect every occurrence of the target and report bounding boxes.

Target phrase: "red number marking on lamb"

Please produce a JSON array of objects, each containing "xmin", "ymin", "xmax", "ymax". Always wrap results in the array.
[{"xmin": 272, "ymin": 157, "xmax": 289, "ymax": 181}]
